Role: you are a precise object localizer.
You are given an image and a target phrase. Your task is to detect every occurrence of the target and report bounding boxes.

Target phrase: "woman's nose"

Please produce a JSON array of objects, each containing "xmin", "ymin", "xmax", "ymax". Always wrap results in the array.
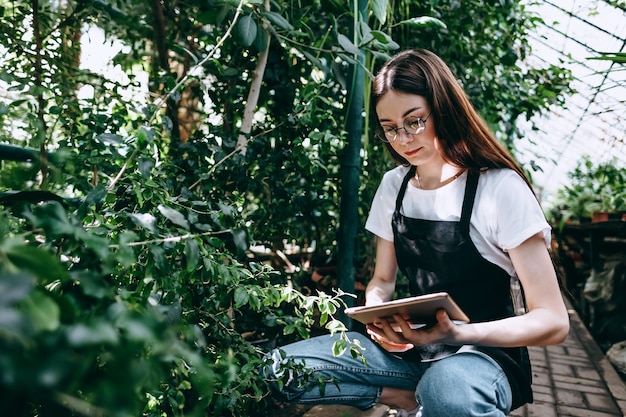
[{"xmin": 397, "ymin": 128, "xmax": 414, "ymax": 144}]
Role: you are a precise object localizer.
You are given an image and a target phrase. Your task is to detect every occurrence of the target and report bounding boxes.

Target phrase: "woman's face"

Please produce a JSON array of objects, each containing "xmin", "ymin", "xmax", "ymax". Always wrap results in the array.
[{"xmin": 376, "ymin": 91, "xmax": 443, "ymax": 167}]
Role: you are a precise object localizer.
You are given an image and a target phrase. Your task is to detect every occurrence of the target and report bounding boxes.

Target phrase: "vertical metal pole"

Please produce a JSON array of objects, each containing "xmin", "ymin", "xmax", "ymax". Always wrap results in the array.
[{"xmin": 337, "ymin": 0, "xmax": 367, "ymax": 328}]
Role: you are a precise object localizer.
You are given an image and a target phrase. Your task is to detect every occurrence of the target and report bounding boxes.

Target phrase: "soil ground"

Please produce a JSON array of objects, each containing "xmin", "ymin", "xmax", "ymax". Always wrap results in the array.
[{"xmin": 264, "ymin": 403, "xmax": 313, "ymax": 417}]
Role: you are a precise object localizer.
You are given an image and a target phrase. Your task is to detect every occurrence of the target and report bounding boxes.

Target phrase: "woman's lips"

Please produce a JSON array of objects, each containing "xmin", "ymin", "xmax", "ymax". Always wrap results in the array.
[{"xmin": 405, "ymin": 148, "xmax": 420, "ymax": 157}]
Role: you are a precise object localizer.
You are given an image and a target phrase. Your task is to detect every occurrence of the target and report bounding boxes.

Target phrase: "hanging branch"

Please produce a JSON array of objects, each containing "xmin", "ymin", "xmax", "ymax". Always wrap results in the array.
[
  {"xmin": 236, "ymin": 0, "xmax": 271, "ymax": 155},
  {"xmin": 107, "ymin": 229, "xmax": 231, "ymax": 249}
]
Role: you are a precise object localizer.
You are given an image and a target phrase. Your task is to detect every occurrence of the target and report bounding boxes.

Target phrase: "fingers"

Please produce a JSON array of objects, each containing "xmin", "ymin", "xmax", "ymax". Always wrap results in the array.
[
  {"xmin": 435, "ymin": 310, "xmax": 455, "ymax": 332},
  {"xmin": 367, "ymin": 309, "xmax": 459, "ymax": 348},
  {"xmin": 366, "ymin": 321, "xmax": 408, "ymax": 344},
  {"xmin": 367, "ymin": 325, "xmax": 414, "ymax": 352}
]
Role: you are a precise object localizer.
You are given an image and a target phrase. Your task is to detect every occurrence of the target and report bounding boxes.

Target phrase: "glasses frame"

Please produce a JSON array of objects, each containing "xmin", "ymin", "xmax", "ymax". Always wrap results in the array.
[{"xmin": 378, "ymin": 113, "xmax": 431, "ymax": 143}]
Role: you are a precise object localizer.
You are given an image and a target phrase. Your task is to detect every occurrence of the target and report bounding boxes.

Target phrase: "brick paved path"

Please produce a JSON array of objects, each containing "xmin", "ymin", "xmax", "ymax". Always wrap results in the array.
[
  {"xmin": 303, "ymin": 302, "xmax": 626, "ymax": 417},
  {"xmin": 509, "ymin": 304, "xmax": 626, "ymax": 417}
]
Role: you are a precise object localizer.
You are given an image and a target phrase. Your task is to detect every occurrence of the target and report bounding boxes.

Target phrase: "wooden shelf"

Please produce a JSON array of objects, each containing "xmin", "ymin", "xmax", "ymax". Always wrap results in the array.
[{"xmin": 562, "ymin": 220, "xmax": 626, "ymax": 235}]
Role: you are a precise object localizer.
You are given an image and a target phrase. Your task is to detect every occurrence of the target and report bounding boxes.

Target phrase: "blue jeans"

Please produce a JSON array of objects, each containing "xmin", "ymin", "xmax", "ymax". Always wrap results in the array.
[{"xmin": 263, "ymin": 331, "xmax": 512, "ymax": 417}]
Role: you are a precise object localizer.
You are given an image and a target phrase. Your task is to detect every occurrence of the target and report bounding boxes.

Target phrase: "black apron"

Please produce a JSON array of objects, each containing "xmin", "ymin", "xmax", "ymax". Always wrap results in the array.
[{"xmin": 391, "ymin": 166, "xmax": 532, "ymax": 410}]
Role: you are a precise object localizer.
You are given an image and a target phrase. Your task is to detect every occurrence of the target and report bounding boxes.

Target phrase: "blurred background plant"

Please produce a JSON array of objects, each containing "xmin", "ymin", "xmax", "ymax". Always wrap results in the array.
[{"xmin": 545, "ymin": 155, "xmax": 626, "ymax": 228}]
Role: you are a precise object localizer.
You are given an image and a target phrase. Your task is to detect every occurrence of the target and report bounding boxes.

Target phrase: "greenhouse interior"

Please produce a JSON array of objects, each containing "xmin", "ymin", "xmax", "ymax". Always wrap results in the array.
[{"xmin": 0, "ymin": 1, "xmax": 625, "ymax": 417}]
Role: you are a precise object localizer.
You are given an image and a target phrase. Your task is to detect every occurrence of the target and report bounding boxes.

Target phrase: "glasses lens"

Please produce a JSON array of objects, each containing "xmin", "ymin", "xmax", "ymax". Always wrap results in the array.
[
  {"xmin": 405, "ymin": 118, "xmax": 425, "ymax": 135},
  {"xmin": 381, "ymin": 128, "xmax": 396, "ymax": 142}
]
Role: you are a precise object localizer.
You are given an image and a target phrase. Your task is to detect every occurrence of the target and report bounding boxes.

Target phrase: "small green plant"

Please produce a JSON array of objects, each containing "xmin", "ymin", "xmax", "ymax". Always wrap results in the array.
[{"xmin": 547, "ymin": 155, "xmax": 626, "ymax": 227}]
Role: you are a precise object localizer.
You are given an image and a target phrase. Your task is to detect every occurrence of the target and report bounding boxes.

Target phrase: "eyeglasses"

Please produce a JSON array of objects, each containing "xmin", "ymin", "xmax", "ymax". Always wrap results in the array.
[{"xmin": 379, "ymin": 113, "xmax": 431, "ymax": 143}]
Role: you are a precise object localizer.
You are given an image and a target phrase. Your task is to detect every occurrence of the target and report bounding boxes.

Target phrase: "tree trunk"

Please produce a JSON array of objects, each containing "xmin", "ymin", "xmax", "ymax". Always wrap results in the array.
[
  {"xmin": 237, "ymin": 0, "xmax": 271, "ymax": 154},
  {"xmin": 151, "ymin": 0, "xmax": 180, "ymax": 143}
]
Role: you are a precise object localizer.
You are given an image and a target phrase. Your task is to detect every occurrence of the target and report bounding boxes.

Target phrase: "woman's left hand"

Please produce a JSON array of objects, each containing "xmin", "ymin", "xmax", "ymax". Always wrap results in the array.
[{"xmin": 366, "ymin": 326, "xmax": 414, "ymax": 352}]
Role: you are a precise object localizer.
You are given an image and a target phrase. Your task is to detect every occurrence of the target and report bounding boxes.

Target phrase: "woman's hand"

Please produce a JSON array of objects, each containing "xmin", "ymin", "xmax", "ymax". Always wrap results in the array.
[
  {"xmin": 366, "ymin": 324, "xmax": 414, "ymax": 352},
  {"xmin": 367, "ymin": 309, "xmax": 461, "ymax": 351}
]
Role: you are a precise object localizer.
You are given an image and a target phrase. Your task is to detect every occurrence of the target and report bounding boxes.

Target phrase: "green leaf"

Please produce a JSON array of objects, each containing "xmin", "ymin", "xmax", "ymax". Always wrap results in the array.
[
  {"xmin": 19, "ymin": 289, "xmax": 60, "ymax": 332},
  {"xmin": 185, "ymin": 239, "xmax": 199, "ymax": 272},
  {"xmin": 96, "ymin": 132, "xmax": 124, "ymax": 145},
  {"xmin": 283, "ymin": 323, "xmax": 296, "ymax": 335},
  {"xmin": 332, "ymin": 338, "xmax": 347, "ymax": 357},
  {"xmin": 302, "ymin": 50, "xmax": 326, "ymax": 72},
  {"xmin": 371, "ymin": 0, "xmax": 388, "ymax": 25},
  {"xmin": 73, "ymin": 272, "xmax": 112, "ymax": 299},
  {"xmin": 237, "ymin": 15, "xmax": 258, "ymax": 47},
  {"xmin": 129, "ymin": 212, "xmax": 158, "ymax": 233},
  {"xmin": 371, "ymin": 50, "xmax": 392, "ymax": 63},
  {"xmin": 151, "ymin": 246, "xmax": 168, "ymax": 272},
  {"xmin": 234, "ymin": 287, "xmax": 249, "ymax": 308},
  {"xmin": 176, "ymin": 390, "xmax": 185, "ymax": 409},
  {"xmin": 399, "ymin": 16, "xmax": 447, "ymax": 29},
  {"xmin": 27, "ymin": 202, "xmax": 75, "ymax": 237},
  {"xmin": 77, "ymin": 185, "xmax": 107, "ymax": 220},
  {"xmin": 0, "ymin": 271, "xmax": 34, "ymax": 305},
  {"xmin": 231, "ymin": 229, "xmax": 249, "ymax": 255},
  {"xmin": 359, "ymin": 20, "xmax": 374, "ymax": 46},
  {"xmin": 157, "ymin": 204, "xmax": 189, "ymax": 230},
  {"xmin": 588, "ymin": 52, "xmax": 626, "ymax": 63},
  {"xmin": 66, "ymin": 320, "xmax": 119, "ymax": 346},
  {"xmin": 138, "ymin": 158, "xmax": 155, "ymax": 179},
  {"xmin": 264, "ymin": 11, "xmax": 293, "ymax": 30},
  {"xmin": 77, "ymin": 230, "xmax": 110, "ymax": 260},
  {"xmin": 326, "ymin": 319, "xmax": 348, "ymax": 334},
  {"xmin": 370, "ymin": 31, "xmax": 400, "ymax": 50},
  {"xmin": 337, "ymin": 33, "xmax": 364, "ymax": 57},
  {"xmin": 319, "ymin": 311, "xmax": 328, "ymax": 326},
  {"xmin": 253, "ymin": 24, "xmax": 269, "ymax": 52},
  {"xmin": 4, "ymin": 241, "xmax": 69, "ymax": 283},
  {"xmin": 136, "ymin": 125, "xmax": 155, "ymax": 147}
]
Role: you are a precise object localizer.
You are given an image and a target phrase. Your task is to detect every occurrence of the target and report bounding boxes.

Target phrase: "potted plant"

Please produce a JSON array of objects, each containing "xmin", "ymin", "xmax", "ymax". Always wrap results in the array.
[{"xmin": 547, "ymin": 156, "xmax": 626, "ymax": 227}]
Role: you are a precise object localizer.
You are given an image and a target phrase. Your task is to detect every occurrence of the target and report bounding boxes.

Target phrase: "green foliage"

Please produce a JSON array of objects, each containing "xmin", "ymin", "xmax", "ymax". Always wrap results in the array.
[
  {"xmin": 0, "ymin": 182, "xmax": 354, "ymax": 416},
  {"xmin": 0, "ymin": 207, "xmax": 215, "ymax": 417},
  {"xmin": 590, "ymin": 51, "xmax": 626, "ymax": 64},
  {"xmin": 547, "ymin": 156, "xmax": 626, "ymax": 226}
]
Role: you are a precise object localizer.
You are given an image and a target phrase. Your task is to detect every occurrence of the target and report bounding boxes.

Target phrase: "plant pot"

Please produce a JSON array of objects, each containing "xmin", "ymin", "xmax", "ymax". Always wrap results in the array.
[{"xmin": 592, "ymin": 211, "xmax": 609, "ymax": 223}]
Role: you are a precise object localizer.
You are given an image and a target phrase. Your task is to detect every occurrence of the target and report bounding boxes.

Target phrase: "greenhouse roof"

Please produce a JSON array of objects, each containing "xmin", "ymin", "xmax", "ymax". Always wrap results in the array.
[{"xmin": 516, "ymin": 0, "xmax": 626, "ymax": 201}]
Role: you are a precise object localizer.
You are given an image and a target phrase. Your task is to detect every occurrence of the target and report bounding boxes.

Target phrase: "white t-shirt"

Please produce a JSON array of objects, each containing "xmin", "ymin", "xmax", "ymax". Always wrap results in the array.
[{"xmin": 365, "ymin": 166, "xmax": 551, "ymax": 277}]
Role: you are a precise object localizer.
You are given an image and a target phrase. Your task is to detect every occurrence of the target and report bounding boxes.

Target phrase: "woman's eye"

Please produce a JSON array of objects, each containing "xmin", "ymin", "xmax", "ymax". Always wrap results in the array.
[{"xmin": 406, "ymin": 120, "xmax": 420, "ymax": 129}]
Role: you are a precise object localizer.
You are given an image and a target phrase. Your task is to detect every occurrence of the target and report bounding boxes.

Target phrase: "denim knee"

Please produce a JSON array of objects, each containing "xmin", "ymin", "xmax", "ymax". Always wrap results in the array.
[
  {"xmin": 261, "ymin": 333, "xmax": 421, "ymax": 410},
  {"xmin": 417, "ymin": 353, "xmax": 511, "ymax": 417}
]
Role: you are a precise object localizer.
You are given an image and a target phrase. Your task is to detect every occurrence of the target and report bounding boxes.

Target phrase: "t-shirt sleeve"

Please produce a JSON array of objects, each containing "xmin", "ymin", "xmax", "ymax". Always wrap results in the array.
[
  {"xmin": 490, "ymin": 172, "xmax": 551, "ymax": 251},
  {"xmin": 365, "ymin": 169, "xmax": 404, "ymax": 242}
]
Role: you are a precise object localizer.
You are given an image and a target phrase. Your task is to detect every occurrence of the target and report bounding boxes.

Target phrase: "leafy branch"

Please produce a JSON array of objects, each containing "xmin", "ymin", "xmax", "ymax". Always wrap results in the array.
[{"xmin": 107, "ymin": 0, "xmax": 247, "ymax": 192}]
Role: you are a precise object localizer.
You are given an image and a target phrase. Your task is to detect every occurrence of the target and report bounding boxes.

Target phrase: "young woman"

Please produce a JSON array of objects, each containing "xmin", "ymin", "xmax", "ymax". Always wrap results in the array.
[{"xmin": 264, "ymin": 49, "xmax": 569, "ymax": 417}]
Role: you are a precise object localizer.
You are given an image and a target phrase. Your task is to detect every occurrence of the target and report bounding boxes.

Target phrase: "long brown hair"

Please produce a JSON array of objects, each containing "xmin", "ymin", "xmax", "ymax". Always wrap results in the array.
[{"xmin": 372, "ymin": 49, "xmax": 532, "ymax": 189}]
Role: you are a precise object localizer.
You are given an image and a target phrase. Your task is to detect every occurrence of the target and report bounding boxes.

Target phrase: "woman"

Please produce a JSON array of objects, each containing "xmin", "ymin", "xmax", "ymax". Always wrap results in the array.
[{"xmin": 264, "ymin": 49, "xmax": 569, "ymax": 417}]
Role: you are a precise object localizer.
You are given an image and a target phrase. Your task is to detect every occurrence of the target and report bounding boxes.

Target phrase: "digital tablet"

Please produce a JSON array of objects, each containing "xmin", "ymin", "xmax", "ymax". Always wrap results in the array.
[{"xmin": 344, "ymin": 292, "xmax": 469, "ymax": 331}]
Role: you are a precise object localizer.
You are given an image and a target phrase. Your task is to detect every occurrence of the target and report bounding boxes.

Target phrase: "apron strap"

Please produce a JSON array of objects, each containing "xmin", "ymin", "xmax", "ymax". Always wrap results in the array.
[
  {"xmin": 459, "ymin": 170, "xmax": 480, "ymax": 234},
  {"xmin": 395, "ymin": 165, "xmax": 417, "ymax": 213}
]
